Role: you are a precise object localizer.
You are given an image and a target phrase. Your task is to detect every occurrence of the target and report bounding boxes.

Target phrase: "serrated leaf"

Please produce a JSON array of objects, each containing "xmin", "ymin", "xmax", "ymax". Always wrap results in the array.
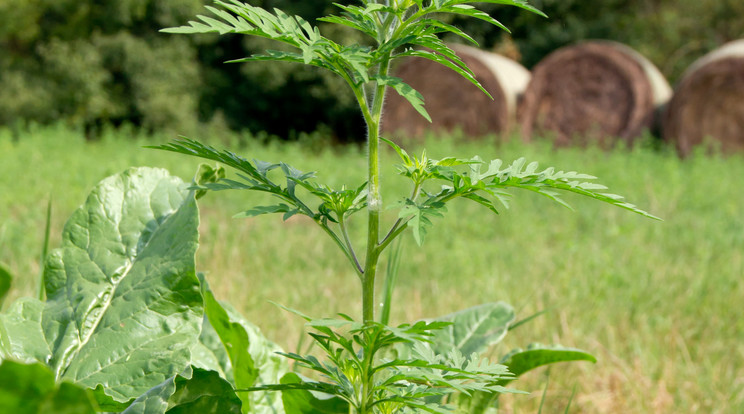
[
  {"xmin": 381, "ymin": 137, "xmax": 412, "ymax": 166},
  {"xmin": 478, "ymin": 0, "xmax": 547, "ymax": 17},
  {"xmin": 194, "ymin": 163, "xmax": 226, "ymax": 200},
  {"xmin": 233, "ymin": 204, "xmax": 293, "ymax": 218},
  {"xmin": 374, "ymin": 76, "xmax": 431, "ymax": 122},
  {"xmin": 0, "ymin": 168, "xmax": 203, "ymax": 403}
]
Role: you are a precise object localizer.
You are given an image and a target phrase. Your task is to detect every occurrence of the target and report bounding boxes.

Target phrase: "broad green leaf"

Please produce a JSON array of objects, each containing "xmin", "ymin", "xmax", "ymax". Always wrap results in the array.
[
  {"xmin": 199, "ymin": 274, "xmax": 288, "ymax": 413},
  {"xmin": 0, "ymin": 297, "xmax": 50, "ymax": 364},
  {"xmin": 0, "ymin": 263, "xmax": 11, "ymax": 308},
  {"xmin": 280, "ymin": 373, "xmax": 348, "ymax": 414},
  {"xmin": 499, "ymin": 344, "xmax": 597, "ymax": 385},
  {"xmin": 91, "ymin": 385, "xmax": 135, "ymax": 412},
  {"xmin": 428, "ymin": 302, "xmax": 516, "ymax": 356},
  {"xmin": 122, "ymin": 373, "xmax": 179, "ymax": 414},
  {"xmin": 0, "ymin": 360, "xmax": 98, "ymax": 414},
  {"xmin": 123, "ymin": 367, "xmax": 242, "ymax": 414},
  {"xmin": 190, "ymin": 316, "xmax": 232, "ymax": 382},
  {"xmin": 222, "ymin": 301, "xmax": 288, "ymax": 413},
  {"xmin": 0, "ymin": 168, "xmax": 203, "ymax": 403},
  {"xmin": 167, "ymin": 368, "xmax": 242, "ymax": 414},
  {"xmin": 200, "ymin": 276, "xmax": 257, "ymax": 413}
]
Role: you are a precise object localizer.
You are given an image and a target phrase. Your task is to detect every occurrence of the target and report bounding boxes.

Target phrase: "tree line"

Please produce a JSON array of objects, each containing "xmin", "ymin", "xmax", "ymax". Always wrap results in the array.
[{"xmin": 0, "ymin": 0, "xmax": 741, "ymax": 141}]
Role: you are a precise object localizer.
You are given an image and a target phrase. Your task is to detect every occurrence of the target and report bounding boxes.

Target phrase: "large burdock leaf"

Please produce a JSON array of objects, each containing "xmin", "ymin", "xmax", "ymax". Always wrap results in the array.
[
  {"xmin": 123, "ymin": 367, "xmax": 242, "ymax": 414},
  {"xmin": 428, "ymin": 302, "xmax": 516, "ymax": 356},
  {"xmin": 0, "ymin": 167, "xmax": 203, "ymax": 403}
]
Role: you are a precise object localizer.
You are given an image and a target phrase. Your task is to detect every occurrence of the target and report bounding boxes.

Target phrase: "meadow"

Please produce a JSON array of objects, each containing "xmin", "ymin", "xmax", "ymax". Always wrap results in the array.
[{"xmin": 1, "ymin": 124, "xmax": 742, "ymax": 413}]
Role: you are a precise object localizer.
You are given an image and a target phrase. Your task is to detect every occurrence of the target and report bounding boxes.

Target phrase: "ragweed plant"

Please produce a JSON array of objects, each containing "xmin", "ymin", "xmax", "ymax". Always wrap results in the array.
[{"xmin": 151, "ymin": 1, "xmax": 659, "ymax": 412}]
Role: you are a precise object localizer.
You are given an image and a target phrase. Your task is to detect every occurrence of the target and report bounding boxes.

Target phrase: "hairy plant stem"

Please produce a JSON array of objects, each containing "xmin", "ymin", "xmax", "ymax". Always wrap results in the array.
[{"xmin": 361, "ymin": 57, "xmax": 391, "ymax": 323}]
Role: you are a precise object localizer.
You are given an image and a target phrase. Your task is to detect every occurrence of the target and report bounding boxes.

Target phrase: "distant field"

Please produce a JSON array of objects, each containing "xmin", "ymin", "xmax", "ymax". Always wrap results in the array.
[{"xmin": 1, "ymin": 125, "xmax": 742, "ymax": 413}]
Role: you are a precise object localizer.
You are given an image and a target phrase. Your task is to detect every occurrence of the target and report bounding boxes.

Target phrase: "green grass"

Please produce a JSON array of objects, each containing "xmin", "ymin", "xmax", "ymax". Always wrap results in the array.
[{"xmin": 1, "ymin": 125, "xmax": 742, "ymax": 413}]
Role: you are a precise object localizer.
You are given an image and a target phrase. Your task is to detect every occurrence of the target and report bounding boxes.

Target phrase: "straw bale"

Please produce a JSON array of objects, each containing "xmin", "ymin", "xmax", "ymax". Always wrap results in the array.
[
  {"xmin": 382, "ymin": 44, "xmax": 530, "ymax": 140},
  {"xmin": 662, "ymin": 39, "xmax": 744, "ymax": 156},
  {"xmin": 519, "ymin": 41, "xmax": 671, "ymax": 146}
]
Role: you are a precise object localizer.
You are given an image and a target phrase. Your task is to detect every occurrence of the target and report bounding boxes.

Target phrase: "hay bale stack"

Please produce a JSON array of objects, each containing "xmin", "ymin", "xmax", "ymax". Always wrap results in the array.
[
  {"xmin": 662, "ymin": 39, "xmax": 744, "ymax": 156},
  {"xmin": 382, "ymin": 44, "xmax": 530, "ymax": 140},
  {"xmin": 519, "ymin": 41, "xmax": 671, "ymax": 146}
]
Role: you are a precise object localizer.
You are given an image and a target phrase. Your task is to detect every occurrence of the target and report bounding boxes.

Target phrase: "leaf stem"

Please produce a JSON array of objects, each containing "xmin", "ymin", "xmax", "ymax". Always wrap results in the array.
[
  {"xmin": 339, "ymin": 216, "xmax": 364, "ymax": 277},
  {"xmin": 318, "ymin": 221, "xmax": 363, "ymax": 276}
]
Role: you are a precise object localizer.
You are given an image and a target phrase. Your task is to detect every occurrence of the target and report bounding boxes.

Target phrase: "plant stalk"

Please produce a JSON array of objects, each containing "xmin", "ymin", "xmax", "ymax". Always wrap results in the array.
[{"xmin": 362, "ymin": 57, "xmax": 391, "ymax": 323}]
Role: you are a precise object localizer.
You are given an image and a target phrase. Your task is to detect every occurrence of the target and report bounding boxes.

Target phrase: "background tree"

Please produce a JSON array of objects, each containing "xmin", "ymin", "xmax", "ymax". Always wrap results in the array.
[{"xmin": 1, "ymin": 0, "xmax": 741, "ymax": 140}]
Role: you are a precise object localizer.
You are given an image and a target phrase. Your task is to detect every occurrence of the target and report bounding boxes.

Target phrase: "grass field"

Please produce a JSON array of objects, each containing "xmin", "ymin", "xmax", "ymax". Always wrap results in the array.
[{"xmin": 1, "ymin": 125, "xmax": 742, "ymax": 413}]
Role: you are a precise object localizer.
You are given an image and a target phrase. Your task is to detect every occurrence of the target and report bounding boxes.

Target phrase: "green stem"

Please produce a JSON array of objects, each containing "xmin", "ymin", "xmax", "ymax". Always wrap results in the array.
[
  {"xmin": 320, "ymin": 222, "xmax": 363, "ymax": 276},
  {"xmin": 361, "ymin": 57, "xmax": 391, "ymax": 323},
  {"xmin": 339, "ymin": 216, "xmax": 363, "ymax": 277}
]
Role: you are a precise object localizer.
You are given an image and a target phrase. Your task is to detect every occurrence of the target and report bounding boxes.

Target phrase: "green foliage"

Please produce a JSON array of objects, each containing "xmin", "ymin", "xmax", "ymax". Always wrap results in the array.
[
  {"xmin": 123, "ymin": 367, "xmax": 243, "ymax": 414},
  {"xmin": 0, "ymin": 0, "xmax": 663, "ymax": 412},
  {"xmin": 155, "ymin": 2, "xmax": 657, "ymax": 412},
  {"xmin": 0, "ymin": 360, "xmax": 99, "ymax": 413},
  {"xmin": 279, "ymin": 372, "xmax": 348, "ymax": 414},
  {"xmin": 0, "ymin": 264, "xmax": 10, "ymax": 309},
  {"xmin": 0, "ymin": 126, "xmax": 739, "ymax": 413},
  {"xmin": 427, "ymin": 302, "xmax": 515, "ymax": 357},
  {"xmin": 0, "ymin": 0, "xmax": 204, "ymax": 134},
  {"xmin": 421, "ymin": 303, "xmax": 596, "ymax": 412},
  {"xmin": 499, "ymin": 344, "xmax": 597, "ymax": 384},
  {"xmin": 201, "ymin": 275, "xmax": 258, "ymax": 412},
  {"xmin": 250, "ymin": 310, "xmax": 522, "ymax": 413},
  {"xmin": 383, "ymin": 138, "xmax": 659, "ymax": 245},
  {"xmin": 197, "ymin": 274, "xmax": 289, "ymax": 413},
  {"xmin": 0, "ymin": 167, "xmax": 203, "ymax": 405}
]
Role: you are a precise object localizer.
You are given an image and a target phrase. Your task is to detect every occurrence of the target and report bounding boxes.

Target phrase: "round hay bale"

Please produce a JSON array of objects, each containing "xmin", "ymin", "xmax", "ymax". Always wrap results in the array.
[
  {"xmin": 662, "ymin": 39, "xmax": 744, "ymax": 157},
  {"xmin": 382, "ymin": 44, "xmax": 530, "ymax": 140},
  {"xmin": 519, "ymin": 41, "xmax": 671, "ymax": 146}
]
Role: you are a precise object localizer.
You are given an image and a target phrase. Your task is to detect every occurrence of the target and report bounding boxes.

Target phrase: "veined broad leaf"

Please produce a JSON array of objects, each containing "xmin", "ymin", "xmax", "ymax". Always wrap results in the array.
[
  {"xmin": 123, "ymin": 367, "xmax": 242, "ymax": 414},
  {"xmin": 0, "ymin": 167, "xmax": 203, "ymax": 403},
  {"xmin": 200, "ymin": 275, "xmax": 257, "ymax": 413},
  {"xmin": 427, "ymin": 302, "xmax": 516, "ymax": 357},
  {"xmin": 190, "ymin": 315, "xmax": 232, "ymax": 382},
  {"xmin": 197, "ymin": 275, "xmax": 288, "ymax": 413}
]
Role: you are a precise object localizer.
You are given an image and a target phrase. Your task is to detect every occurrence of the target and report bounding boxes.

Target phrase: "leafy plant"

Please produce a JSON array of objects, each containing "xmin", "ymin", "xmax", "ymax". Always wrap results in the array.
[
  {"xmin": 0, "ymin": 1, "xmax": 659, "ymax": 413},
  {"xmin": 0, "ymin": 167, "xmax": 289, "ymax": 413},
  {"xmin": 150, "ymin": 0, "xmax": 658, "ymax": 412}
]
